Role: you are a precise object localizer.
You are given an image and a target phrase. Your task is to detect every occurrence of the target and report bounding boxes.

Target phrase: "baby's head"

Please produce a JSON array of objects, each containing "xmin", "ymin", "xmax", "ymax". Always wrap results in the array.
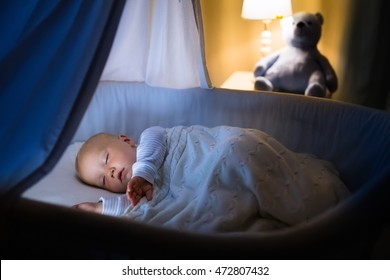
[{"xmin": 75, "ymin": 132, "xmax": 137, "ymax": 193}]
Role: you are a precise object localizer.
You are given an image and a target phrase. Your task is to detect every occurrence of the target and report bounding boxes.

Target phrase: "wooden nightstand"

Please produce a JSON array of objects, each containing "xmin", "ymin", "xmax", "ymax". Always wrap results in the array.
[{"xmin": 220, "ymin": 71, "xmax": 256, "ymax": 91}]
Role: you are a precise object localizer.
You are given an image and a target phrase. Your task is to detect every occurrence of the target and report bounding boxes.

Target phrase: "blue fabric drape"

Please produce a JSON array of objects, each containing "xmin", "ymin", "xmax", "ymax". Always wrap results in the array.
[{"xmin": 0, "ymin": 0, "xmax": 125, "ymax": 191}]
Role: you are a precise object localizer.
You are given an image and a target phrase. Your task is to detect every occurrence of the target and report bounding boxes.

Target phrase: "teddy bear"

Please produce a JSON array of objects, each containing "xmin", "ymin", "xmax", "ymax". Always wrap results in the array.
[{"xmin": 253, "ymin": 12, "xmax": 338, "ymax": 98}]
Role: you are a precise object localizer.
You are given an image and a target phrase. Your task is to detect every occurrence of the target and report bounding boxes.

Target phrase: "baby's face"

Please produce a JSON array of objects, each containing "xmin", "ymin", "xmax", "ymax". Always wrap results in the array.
[{"xmin": 77, "ymin": 135, "xmax": 136, "ymax": 193}]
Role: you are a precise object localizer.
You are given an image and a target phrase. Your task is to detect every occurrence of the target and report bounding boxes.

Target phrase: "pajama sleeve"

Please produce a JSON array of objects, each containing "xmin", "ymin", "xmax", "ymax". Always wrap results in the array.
[
  {"xmin": 99, "ymin": 195, "xmax": 130, "ymax": 216},
  {"xmin": 132, "ymin": 126, "xmax": 167, "ymax": 184}
]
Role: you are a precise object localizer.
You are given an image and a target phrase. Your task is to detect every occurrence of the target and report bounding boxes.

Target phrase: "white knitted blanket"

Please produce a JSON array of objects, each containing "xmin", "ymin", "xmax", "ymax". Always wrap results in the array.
[{"xmin": 123, "ymin": 125, "xmax": 350, "ymax": 233}]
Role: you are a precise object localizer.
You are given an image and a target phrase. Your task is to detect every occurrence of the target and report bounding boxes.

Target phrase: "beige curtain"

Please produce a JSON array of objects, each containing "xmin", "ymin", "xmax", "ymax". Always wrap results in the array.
[{"xmin": 340, "ymin": 0, "xmax": 390, "ymax": 111}]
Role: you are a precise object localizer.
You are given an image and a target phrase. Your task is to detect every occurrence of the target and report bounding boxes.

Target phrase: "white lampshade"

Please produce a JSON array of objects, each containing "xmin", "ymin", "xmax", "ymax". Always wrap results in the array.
[{"xmin": 242, "ymin": 0, "xmax": 292, "ymax": 20}]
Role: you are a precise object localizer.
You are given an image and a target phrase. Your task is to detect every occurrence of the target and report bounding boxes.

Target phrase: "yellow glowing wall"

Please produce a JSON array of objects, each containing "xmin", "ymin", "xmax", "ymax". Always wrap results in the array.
[{"xmin": 201, "ymin": 0, "xmax": 351, "ymax": 99}]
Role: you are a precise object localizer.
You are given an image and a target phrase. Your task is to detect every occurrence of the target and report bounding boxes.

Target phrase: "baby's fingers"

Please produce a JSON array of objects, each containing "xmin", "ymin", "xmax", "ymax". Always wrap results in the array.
[
  {"xmin": 144, "ymin": 188, "xmax": 153, "ymax": 201},
  {"xmin": 127, "ymin": 182, "xmax": 142, "ymax": 196},
  {"xmin": 127, "ymin": 191, "xmax": 141, "ymax": 207}
]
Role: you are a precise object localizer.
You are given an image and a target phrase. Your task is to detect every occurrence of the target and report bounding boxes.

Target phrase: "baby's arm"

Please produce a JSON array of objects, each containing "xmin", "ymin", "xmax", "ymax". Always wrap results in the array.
[
  {"xmin": 72, "ymin": 201, "xmax": 102, "ymax": 213},
  {"xmin": 132, "ymin": 126, "xmax": 167, "ymax": 183},
  {"xmin": 130, "ymin": 126, "xmax": 167, "ymax": 206},
  {"xmin": 72, "ymin": 195, "xmax": 130, "ymax": 216}
]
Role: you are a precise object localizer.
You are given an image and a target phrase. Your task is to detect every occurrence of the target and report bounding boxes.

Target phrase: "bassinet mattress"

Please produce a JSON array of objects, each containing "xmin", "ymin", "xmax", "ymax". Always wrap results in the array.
[{"xmin": 22, "ymin": 142, "xmax": 118, "ymax": 207}]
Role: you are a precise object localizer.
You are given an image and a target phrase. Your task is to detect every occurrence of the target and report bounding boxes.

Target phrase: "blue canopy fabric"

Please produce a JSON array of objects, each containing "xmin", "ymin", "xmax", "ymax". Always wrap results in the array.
[{"xmin": 0, "ymin": 0, "xmax": 126, "ymax": 193}]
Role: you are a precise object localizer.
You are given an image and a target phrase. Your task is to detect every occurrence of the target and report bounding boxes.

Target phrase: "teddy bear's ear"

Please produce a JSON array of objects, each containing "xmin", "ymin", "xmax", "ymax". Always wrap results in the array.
[{"xmin": 315, "ymin": 12, "xmax": 324, "ymax": 25}]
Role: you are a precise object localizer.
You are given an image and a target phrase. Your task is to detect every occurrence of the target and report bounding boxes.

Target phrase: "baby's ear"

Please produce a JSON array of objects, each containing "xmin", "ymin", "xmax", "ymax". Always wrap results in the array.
[{"xmin": 119, "ymin": 134, "xmax": 136, "ymax": 147}]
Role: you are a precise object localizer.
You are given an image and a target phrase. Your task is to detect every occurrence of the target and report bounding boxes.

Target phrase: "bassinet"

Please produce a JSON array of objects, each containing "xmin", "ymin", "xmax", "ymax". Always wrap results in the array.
[{"xmin": 11, "ymin": 82, "xmax": 390, "ymax": 259}]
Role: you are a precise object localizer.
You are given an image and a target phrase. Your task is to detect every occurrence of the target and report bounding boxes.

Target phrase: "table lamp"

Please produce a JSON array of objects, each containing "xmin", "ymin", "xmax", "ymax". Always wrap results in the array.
[{"xmin": 242, "ymin": 0, "xmax": 292, "ymax": 57}]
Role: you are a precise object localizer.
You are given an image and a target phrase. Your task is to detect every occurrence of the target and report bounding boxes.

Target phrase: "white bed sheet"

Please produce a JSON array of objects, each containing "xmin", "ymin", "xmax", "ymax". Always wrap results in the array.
[{"xmin": 22, "ymin": 142, "xmax": 118, "ymax": 207}]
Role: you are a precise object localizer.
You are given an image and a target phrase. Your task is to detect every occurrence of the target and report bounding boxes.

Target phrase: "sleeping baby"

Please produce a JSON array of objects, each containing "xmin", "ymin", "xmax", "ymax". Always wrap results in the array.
[{"xmin": 73, "ymin": 125, "xmax": 350, "ymax": 232}]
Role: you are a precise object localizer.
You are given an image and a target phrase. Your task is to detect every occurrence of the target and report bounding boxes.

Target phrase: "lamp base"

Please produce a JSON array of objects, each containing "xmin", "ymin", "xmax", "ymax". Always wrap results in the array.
[{"xmin": 260, "ymin": 20, "xmax": 272, "ymax": 58}]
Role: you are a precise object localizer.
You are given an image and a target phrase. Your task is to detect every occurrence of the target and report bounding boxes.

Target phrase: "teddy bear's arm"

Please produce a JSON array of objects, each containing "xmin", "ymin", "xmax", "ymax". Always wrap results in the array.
[
  {"xmin": 317, "ymin": 55, "xmax": 338, "ymax": 93},
  {"xmin": 254, "ymin": 51, "xmax": 281, "ymax": 77}
]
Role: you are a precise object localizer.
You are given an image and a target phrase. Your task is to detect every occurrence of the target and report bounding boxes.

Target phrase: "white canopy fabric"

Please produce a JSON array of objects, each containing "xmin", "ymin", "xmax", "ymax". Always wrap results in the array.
[{"xmin": 101, "ymin": 0, "xmax": 210, "ymax": 89}]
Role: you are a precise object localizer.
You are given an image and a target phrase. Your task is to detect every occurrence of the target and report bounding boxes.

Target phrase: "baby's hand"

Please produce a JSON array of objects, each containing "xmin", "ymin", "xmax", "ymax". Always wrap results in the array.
[
  {"xmin": 72, "ymin": 201, "xmax": 102, "ymax": 214},
  {"xmin": 126, "ymin": 176, "xmax": 153, "ymax": 207}
]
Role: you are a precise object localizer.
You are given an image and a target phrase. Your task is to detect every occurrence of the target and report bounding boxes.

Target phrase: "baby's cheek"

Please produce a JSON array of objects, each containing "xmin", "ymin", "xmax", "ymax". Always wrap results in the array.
[
  {"xmin": 109, "ymin": 182, "xmax": 127, "ymax": 193},
  {"xmin": 125, "ymin": 169, "xmax": 132, "ymax": 183}
]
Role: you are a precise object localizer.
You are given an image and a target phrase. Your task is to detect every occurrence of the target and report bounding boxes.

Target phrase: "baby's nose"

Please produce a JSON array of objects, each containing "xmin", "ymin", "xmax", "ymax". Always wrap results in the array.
[{"xmin": 107, "ymin": 167, "xmax": 115, "ymax": 178}]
